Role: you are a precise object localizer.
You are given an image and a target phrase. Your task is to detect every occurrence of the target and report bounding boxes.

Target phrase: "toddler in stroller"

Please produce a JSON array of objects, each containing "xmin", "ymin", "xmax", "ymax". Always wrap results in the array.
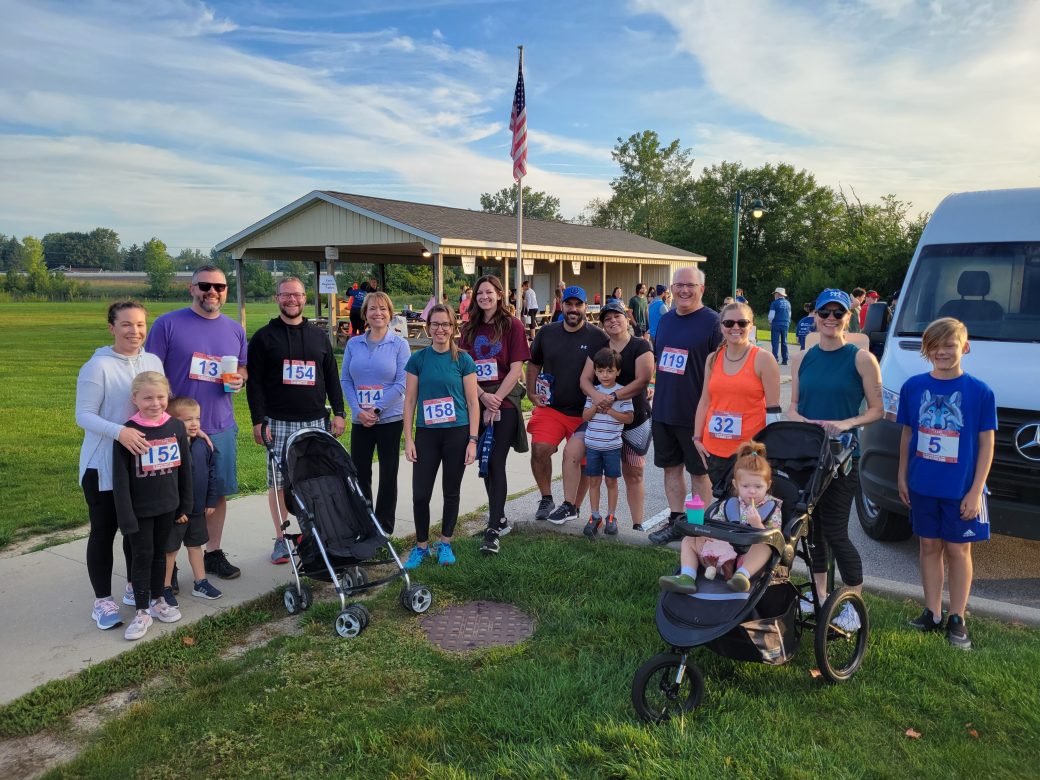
[{"xmin": 632, "ymin": 421, "xmax": 869, "ymax": 723}]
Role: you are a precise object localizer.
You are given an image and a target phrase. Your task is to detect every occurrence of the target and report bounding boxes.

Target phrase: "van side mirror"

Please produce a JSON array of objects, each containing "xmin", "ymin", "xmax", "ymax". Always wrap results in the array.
[{"xmin": 863, "ymin": 301, "xmax": 892, "ymax": 360}]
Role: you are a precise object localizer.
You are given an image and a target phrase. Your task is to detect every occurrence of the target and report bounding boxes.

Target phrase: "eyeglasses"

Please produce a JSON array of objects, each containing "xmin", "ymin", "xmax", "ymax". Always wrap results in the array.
[
  {"xmin": 672, "ymin": 283, "xmax": 702, "ymax": 291},
  {"xmin": 816, "ymin": 309, "xmax": 846, "ymax": 319},
  {"xmin": 428, "ymin": 322, "xmax": 453, "ymax": 330},
  {"xmin": 195, "ymin": 282, "xmax": 227, "ymax": 293},
  {"xmin": 277, "ymin": 292, "xmax": 305, "ymax": 299},
  {"xmin": 721, "ymin": 319, "xmax": 751, "ymax": 329}
]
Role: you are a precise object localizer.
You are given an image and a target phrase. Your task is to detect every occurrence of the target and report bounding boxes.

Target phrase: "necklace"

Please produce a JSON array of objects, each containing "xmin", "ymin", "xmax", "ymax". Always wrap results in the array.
[{"xmin": 724, "ymin": 345, "xmax": 751, "ymax": 362}]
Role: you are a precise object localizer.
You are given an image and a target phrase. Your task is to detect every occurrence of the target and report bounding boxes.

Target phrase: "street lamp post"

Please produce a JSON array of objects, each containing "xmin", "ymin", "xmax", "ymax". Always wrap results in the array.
[{"xmin": 730, "ymin": 187, "xmax": 765, "ymax": 299}]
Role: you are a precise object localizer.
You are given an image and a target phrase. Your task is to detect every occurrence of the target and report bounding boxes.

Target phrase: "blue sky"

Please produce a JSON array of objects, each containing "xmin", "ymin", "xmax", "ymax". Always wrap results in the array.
[{"xmin": 2, "ymin": 0, "xmax": 1038, "ymax": 252}]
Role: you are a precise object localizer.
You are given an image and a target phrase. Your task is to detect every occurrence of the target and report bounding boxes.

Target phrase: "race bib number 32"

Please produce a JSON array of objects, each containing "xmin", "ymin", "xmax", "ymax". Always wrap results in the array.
[
  {"xmin": 422, "ymin": 397, "xmax": 457, "ymax": 425},
  {"xmin": 658, "ymin": 347, "xmax": 688, "ymax": 375},
  {"xmin": 140, "ymin": 437, "xmax": 181, "ymax": 473},
  {"xmin": 282, "ymin": 360, "xmax": 316, "ymax": 386},
  {"xmin": 917, "ymin": 426, "xmax": 959, "ymax": 463},
  {"xmin": 708, "ymin": 412, "xmax": 743, "ymax": 440},
  {"xmin": 189, "ymin": 352, "xmax": 221, "ymax": 383}
]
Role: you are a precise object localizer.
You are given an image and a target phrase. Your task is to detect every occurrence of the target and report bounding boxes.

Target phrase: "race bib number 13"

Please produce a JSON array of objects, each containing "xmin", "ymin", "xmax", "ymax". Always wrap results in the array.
[
  {"xmin": 658, "ymin": 347, "xmax": 688, "ymax": 375},
  {"xmin": 189, "ymin": 352, "xmax": 221, "ymax": 383},
  {"xmin": 422, "ymin": 397, "xmax": 457, "ymax": 425}
]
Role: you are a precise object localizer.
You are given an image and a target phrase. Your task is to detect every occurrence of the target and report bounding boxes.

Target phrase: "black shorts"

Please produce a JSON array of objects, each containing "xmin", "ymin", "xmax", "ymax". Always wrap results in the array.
[
  {"xmin": 165, "ymin": 512, "xmax": 209, "ymax": 552},
  {"xmin": 526, "ymin": 309, "xmax": 539, "ymax": 327},
  {"xmin": 652, "ymin": 421, "xmax": 707, "ymax": 476},
  {"xmin": 706, "ymin": 453, "xmax": 736, "ymax": 494}
]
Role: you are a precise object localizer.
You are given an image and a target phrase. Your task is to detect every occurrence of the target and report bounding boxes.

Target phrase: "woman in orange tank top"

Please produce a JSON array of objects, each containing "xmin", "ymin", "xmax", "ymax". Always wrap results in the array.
[{"xmin": 694, "ymin": 301, "xmax": 782, "ymax": 489}]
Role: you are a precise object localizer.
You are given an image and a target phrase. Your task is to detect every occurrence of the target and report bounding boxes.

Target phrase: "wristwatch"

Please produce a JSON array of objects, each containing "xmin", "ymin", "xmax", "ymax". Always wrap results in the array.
[
  {"xmin": 373, "ymin": 408, "xmax": 382, "ymax": 416},
  {"xmin": 609, "ymin": 392, "xmax": 618, "ymax": 403},
  {"xmin": 468, "ymin": 435, "xmax": 479, "ymax": 443}
]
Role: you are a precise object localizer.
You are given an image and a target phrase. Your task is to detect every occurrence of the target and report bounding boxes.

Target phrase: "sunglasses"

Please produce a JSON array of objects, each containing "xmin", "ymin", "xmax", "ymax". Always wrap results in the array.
[
  {"xmin": 721, "ymin": 319, "xmax": 750, "ymax": 329},
  {"xmin": 816, "ymin": 308, "xmax": 846, "ymax": 319},
  {"xmin": 195, "ymin": 282, "xmax": 227, "ymax": 293}
]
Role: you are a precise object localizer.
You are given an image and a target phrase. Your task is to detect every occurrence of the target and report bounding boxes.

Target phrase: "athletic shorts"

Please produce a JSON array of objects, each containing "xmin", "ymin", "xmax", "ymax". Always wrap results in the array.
[
  {"xmin": 621, "ymin": 441, "xmax": 645, "ymax": 468},
  {"xmin": 707, "ymin": 453, "xmax": 736, "ymax": 494},
  {"xmin": 910, "ymin": 490, "xmax": 990, "ymax": 543},
  {"xmin": 585, "ymin": 447, "xmax": 622, "ymax": 478},
  {"xmin": 528, "ymin": 406, "xmax": 584, "ymax": 448},
  {"xmin": 526, "ymin": 309, "xmax": 539, "ymax": 328},
  {"xmin": 652, "ymin": 420, "xmax": 707, "ymax": 475},
  {"xmin": 266, "ymin": 417, "xmax": 328, "ymax": 488},
  {"xmin": 165, "ymin": 512, "xmax": 209, "ymax": 552},
  {"xmin": 209, "ymin": 425, "xmax": 239, "ymax": 496}
]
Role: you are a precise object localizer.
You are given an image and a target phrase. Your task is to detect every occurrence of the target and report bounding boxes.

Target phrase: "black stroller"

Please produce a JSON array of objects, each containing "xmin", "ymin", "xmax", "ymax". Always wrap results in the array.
[
  {"xmin": 631, "ymin": 422, "xmax": 869, "ymax": 723},
  {"xmin": 266, "ymin": 427, "xmax": 432, "ymax": 639}
]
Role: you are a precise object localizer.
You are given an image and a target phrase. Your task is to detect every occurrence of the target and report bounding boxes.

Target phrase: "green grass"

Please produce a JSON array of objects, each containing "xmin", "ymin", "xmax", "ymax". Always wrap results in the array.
[{"xmin": 2, "ymin": 530, "xmax": 1036, "ymax": 778}]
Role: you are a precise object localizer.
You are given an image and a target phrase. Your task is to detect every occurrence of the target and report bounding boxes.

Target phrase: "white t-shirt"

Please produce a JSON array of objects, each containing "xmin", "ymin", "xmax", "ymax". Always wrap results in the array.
[
  {"xmin": 524, "ymin": 287, "xmax": 538, "ymax": 312},
  {"xmin": 583, "ymin": 383, "xmax": 634, "ymax": 451}
]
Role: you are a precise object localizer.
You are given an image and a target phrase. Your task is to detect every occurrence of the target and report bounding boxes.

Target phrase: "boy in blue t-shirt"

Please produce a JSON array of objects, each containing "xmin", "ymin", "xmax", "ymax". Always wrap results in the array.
[
  {"xmin": 795, "ymin": 302, "xmax": 815, "ymax": 350},
  {"xmin": 896, "ymin": 317, "xmax": 996, "ymax": 650}
]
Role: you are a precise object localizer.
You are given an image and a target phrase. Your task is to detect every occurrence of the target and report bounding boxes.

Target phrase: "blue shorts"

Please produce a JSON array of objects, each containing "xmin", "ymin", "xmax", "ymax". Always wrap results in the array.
[
  {"xmin": 910, "ymin": 490, "xmax": 990, "ymax": 543},
  {"xmin": 585, "ymin": 447, "xmax": 622, "ymax": 479},
  {"xmin": 209, "ymin": 425, "xmax": 239, "ymax": 497}
]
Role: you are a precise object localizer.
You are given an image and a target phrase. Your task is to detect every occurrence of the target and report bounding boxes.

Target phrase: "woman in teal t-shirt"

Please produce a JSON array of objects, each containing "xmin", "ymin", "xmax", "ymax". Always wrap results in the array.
[{"xmin": 403, "ymin": 304, "xmax": 479, "ymax": 569}]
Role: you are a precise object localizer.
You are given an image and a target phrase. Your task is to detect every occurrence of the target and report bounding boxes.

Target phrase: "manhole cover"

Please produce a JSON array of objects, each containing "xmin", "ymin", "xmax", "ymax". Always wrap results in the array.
[{"xmin": 421, "ymin": 601, "xmax": 534, "ymax": 652}]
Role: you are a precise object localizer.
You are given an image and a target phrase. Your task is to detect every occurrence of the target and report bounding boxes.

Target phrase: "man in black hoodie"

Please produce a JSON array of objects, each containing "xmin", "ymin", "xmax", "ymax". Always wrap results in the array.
[{"xmin": 246, "ymin": 276, "xmax": 347, "ymax": 564}]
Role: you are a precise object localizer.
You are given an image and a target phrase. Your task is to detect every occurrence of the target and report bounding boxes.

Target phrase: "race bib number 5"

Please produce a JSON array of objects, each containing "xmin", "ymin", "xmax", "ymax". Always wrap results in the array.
[
  {"xmin": 189, "ymin": 352, "xmax": 221, "ymax": 383},
  {"xmin": 475, "ymin": 359, "xmax": 499, "ymax": 381},
  {"xmin": 140, "ymin": 437, "xmax": 181, "ymax": 473},
  {"xmin": 422, "ymin": 397, "xmax": 457, "ymax": 424},
  {"xmin": 282, "ymin": 359, "xmax": 316, "ymax": 386},
  {"xmin": 708, "ymin": 412, "xmax": 743, "ymax": 440},
  {"xmin": 917, "ymin": 426, "xmax": 959, "ymax": 463},
  {"xmin": 658, "ymin": 347, "xmax": 688, "ymax": 375}
]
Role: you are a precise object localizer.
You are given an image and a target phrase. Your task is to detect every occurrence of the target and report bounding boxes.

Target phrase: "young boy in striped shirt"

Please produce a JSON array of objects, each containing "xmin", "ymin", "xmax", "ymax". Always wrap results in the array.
[{"xmin": 581, "ymin": 348, "xmax": 634, "ymax": 538}]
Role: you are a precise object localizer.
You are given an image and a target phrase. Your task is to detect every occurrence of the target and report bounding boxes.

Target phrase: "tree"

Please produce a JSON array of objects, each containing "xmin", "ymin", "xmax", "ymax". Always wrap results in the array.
[
  {"xmin": 0, "ymin": 235, "xmax": 24, "ymax": 272},
  {"xmin": 480, "ymin": 186, "xmax": 565, "ymax": 221},
  {"xmin": 122, "ymin": 243, "xmax": 145, "ymax": 271},
  {"xmin": 88, "ymin": 228, "xmax": 122, "ymax": 270},
  {"xmin": 144, "ymin": 238, "xmax": 175, "ymax": 298},
  {"xmin": 42, "ymin": 231, "xmax": 93, "ymax": 268},
  {"xmin": 242, "ymin": 261, "xmax": 275, "ymax": 299},
  {"xmin": 175, "ymin": 248, "xmax": 209, "ymax": 270}
]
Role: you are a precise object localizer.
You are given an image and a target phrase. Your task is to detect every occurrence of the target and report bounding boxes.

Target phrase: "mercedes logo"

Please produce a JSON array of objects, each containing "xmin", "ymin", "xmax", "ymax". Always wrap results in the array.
[{"xmin": 1014, "ymin": 422, "xmax": 1040, "ymax": 463}]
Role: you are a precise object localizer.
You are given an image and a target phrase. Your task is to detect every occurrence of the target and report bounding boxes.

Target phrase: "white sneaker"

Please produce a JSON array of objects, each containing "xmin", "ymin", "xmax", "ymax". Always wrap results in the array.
[
  {"xmin": 148, "ymin": 597, "xmax": 182, "ymax": 624},
  {"xmin": 799, "ymin": 597, "xmax": 815, "ymax": 614},
  {"xmin": 122, "ymin": 582, "xmax": 136, "ymax": 606},
  {"xmin": 831, "ymin": 602, "xmax": 862, "ymax": 632},
  {"xmin": 124, "ymin": 610, "xmax": 153, "ymax": 641}
]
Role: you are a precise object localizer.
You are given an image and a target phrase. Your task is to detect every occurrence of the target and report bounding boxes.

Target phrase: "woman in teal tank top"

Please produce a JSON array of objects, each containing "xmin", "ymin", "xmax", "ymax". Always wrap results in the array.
[{"xmin": 788, "ymin": 289, "xmax": 883, "ymax": 629}]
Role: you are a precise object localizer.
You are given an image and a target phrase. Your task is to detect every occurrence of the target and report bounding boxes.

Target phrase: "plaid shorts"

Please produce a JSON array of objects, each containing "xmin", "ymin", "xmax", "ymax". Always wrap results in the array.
[{"xmin": 266, "ymin": 417, "xmax": 327, "ymax": 488}]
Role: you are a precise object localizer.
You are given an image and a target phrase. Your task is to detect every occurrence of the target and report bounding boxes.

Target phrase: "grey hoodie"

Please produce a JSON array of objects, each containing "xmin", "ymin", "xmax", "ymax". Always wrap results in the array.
[{"xmin": 76, "ymin": 345, "xmax": 165, "ymax": 491}]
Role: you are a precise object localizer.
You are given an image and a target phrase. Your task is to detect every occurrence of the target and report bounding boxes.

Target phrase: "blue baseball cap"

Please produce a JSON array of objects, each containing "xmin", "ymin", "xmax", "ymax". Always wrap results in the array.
[
  {"xmin": 815, "ymin": 288, "xmax": 852, "ymax": 311},
  {"xmin": 562, "ymin": 285, "xmax": 586, "ymax": 303}
]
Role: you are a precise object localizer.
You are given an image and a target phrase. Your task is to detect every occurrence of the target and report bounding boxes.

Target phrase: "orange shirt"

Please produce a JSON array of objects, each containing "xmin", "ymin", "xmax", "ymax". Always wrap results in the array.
[{"xmin": 703, "ymin": 345, "xmax": 767, "ymax": 458}]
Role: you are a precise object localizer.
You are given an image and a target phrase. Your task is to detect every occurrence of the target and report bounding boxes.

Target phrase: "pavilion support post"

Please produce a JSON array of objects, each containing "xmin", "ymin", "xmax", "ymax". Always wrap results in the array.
[
  {"xmin": 313, "ymin": 261, "xmax": 322, "ymax": 318},
  {"xmin": 637, "ymin": 263, "xmax": 643, "ymax": 289},
  {"xmin": 502, "ymin": 259, "xmax": 509, "ymax": 301},
  {"xmin": 433, "ymin": 253, "xmax": 443, "ymax": 307},
  {"xmin": 235, "ymin": 257, "xmax": 246, "ymax": 329},
  {"xmin": 327, "ymin": 258, "xmax": 337, "ymax": 347},
  {"xmin": 600, "ymin": 261, "xmax": 607, "ymax": 305}
]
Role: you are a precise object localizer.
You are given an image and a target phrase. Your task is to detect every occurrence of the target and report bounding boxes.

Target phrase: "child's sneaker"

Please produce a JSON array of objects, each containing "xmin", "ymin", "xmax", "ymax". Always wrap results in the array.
[
  {"xmin": 831, "ymin": 602, "xmax": 862, "ymax": 632},
  {"xmin": 91, "ymin": 598, "xmax": 123, "ymax": 630},
  {"xmin": 632, "ymin": 523, "xmax": 644, "ymax": 532},
  {"xmin": 480, "ymin": 528, "xmax": 501, "ymax": 556},
  {"xmin": 547, "ymin": 501, "xmax": 578, "ymax": 525},
  {"xmin": 583, "ymin": 515, "xmax": 603, "ymax": 538},
  {"xmin": 192, "ymin": 579, "xmax": 223, "ymax": 600},
  {"xmin": 271, "ymin": 537, "xmax": 290, "ymax": 565},
  {"xmin": 604, "ymin": 514, "xmax": 619, "ymax": 535},
  {"xmin": 124, "ymin": 610, "xmax": 153, "ymax": 641},
  {"xmin": 908, "ymin": 607, "xmax": 945, "ymax": 632},
  {"xmin": 404, "ymin": 545, "xmax": 430, "ymax": 570},
  {"xmin": 946, "ymin": 614, "xmax": 972, "ymax": 650},
  {"xmin": 122, "ymin": 582, "xmax": 136, "ymax": 606},
  {"xmin": 727, "ymin": 571, "xmax": 751, "ymax": 592},
  {"xmin": 162, "ymin": 586, "xmax": 179, "ymax": 608},
  {"xmin": 799, "ymin": 596, "xmax": 815, "ymax": 614},
  {"xmin": 148, "ymin": 598, "xmax": 182, "ymax": 624},
  {"xmin": 438, "ymin": 542, "xmax": 456, "ymax": 566},
  {"xmin": 658, "ymin": 573, "xmax": 697, "ymax": 594}
]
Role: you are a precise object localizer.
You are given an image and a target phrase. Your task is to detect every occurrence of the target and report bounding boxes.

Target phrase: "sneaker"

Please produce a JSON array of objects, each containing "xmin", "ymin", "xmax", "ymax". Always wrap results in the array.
[
  {"xmin": 727, "ymin": 571, "xmax": 751, "ymax": 592},
  {"xmin": 171, "ymin": 564, "xmax": 179, "ymax": 595},
  {"xmin": 404, "ymin": 545, "xmax": 430, "ymax": 570},
  {"xmin": 799, "ymin": 597, "xmax": 815, "ymax": 614},
  {"xmin": 204, "ymin": 549, "xmax": 241, "ymax": 580},
  {"xmin": 438, "ymin": 542, "xmax": 456, "ymax": 566},
  {"xmin": 148, "ymin": 597, "xmax": 182, "ymax": 624},
  {"xmin": 648, "ymin": 521, "xmax": 683, "ymax": 545},
  {"xmin": 946, "ymin": 614, "xmax": 972, "ymax": 650},
  {"xmin": 91, "ymin": 598, "xmax": 123, "ymax": 630},
  {"xmin": 124, "ymin": 610, "xmax": 153, "ymax": 641},
  {"xmin": 547, "ymin": 502, "xmax": 578, "ymax": 525},
  {"xmin": 909, "ymin": 607, "xmax": 945, "ymax": 632},
  {"xmin": 192, "ymin": 578, "xmax": 223, "ymax": 600},
  {"xmin": 535, "ymin": 496, "xmax": 555, "ymax": 521},
  {"xmin": 271, "ymin": 537, "xmax": 290, "ymax": 565},
  {"xmin": 632, "ymin": 523, "xmax": 644, "ymax": 532},
  {"xmin": 480, "ymin": 528, "xmax": 501, "ymax": 556},
  {"xmin": 583, "ymin": 515, "xmax": 603, "ymax": 538},
  {"xmin": 122, "ymin": 582, "xmax": 136, "ymax": 606},
  {"xmin": 831, "ymin": 602, "xmax": 862, "ymax": 632},
  {"xmin": 604, "ymin": 514, "xmax": 619, "ymax": 535},
  {"xmin": 496, "ymin": 519, "xmax": 512, "ymax": 537},
  {"xmin": 162, "ymin": 586, "xmax": 179, "ymax": 608},
  {"xmin": 659, "ymin": 573, "xmax": 698, "ymax": 594}
]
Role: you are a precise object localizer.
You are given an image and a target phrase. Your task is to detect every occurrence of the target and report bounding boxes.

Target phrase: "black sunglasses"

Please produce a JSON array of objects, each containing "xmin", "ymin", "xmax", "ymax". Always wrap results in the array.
[
  {"xmin": 721, "ymin": 319, "xmax": 750, "ymax": 328},
  {"xmin": 195, "ymin": 281, "xmax": 227, "ymax": 293},
  {"xmin": 816, "ymin": 308, "xmax": 846, "ymax": 319}
]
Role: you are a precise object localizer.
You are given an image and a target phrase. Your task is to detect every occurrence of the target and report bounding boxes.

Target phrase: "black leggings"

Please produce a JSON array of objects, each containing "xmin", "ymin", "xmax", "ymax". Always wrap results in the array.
[
  {"xmin": 350, "ymin": 420, "xmax": 404, "ymax": 534},
  {"xmin": 412, "ymin": 425, "xmax": 469, "ymax": 543},
  {"xmin": 127, "ymin": 511, "xmax": 176, "ymax": 610},
  {"xmin": 82, "ymin": 469, "xmax": 133, "ymax": 600},
  {"xmin": 480, "ymin": 406, "xmax": 519, "ymax": 528},
  {"xmin": 808, "ymin": 461, "xmax": 864, "ymax": 587}
]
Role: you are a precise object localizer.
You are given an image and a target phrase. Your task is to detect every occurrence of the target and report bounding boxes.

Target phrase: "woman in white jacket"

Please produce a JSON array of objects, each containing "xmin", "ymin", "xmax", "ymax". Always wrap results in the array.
[{"xmin": 76, "ymin": 301, "xmax": 164, "ymax": 631}]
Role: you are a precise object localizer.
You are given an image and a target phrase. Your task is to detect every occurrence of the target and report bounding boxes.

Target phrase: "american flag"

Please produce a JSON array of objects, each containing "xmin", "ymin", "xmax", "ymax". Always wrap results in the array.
[{"xmin": 509, "ymin": 59, "xmax": 527, "ymax": 181}]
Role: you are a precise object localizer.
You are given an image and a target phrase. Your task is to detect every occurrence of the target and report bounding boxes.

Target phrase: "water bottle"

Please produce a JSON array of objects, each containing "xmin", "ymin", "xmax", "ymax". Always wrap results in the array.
[{"xmin": 685, "ymin": 494, "xmax": 705, "ymax": 525}]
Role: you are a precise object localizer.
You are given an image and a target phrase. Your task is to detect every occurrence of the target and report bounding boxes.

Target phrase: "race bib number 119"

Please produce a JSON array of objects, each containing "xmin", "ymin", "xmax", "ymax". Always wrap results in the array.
[{"xmin": 658, "ymin": 347, "xmax": 688, "ymax": 375}]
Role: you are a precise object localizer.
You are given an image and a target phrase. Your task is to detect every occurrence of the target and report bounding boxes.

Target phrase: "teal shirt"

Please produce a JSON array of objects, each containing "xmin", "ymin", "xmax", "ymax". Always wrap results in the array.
[
  {"xmin": 405, "ymin": 347, "xmax": 476, "ymax": 428},
  {"xmin": 797, "ymin": 344, "xmax": 864, "ymax": 421}
]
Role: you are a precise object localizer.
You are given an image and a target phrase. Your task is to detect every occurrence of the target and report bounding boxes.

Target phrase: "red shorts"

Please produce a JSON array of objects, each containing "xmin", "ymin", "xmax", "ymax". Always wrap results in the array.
[{"xmin": 528, "ymin": 406, "xmax": 584, "ymax": 447}]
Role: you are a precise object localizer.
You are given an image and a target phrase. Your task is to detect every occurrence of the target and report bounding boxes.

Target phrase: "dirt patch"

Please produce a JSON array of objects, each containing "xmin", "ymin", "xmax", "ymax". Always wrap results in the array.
[
  {"xmin": 0, "ymin": 525, "xmax": 89, "ymax": 559},
  {"xmin": 221, "ymin": 614, "xmax": 307, "ymax": 660}
]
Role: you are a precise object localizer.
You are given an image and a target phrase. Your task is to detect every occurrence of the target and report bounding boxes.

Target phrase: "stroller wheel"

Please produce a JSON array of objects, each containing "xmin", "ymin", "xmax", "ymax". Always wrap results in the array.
[
  {"xmin": 353, "ymin": 567, "xmax": 369, "ymax": 587},
  {"xmin": 354, "ymin": 603, "xmax": 371, "ymax": 628},
  {"xmin": 284, "ymin": 587, "xmax": 301, "ymax": 615},
  {"xmin": 339, "ymin": 570, "xmax": 355, "ymax": 594},
  {"xmin": 335, "ymin": 607, "xmax": 364, "ymax": 639},
  {"xmin": 299, "ymin": 585, "xmax": 313, "ymax": 611},
  {"xmin": 402, "ymin": 585, "xmax": 433, "ymax": 614},
  {"xmin": 631, "ymin": 653, "xmax": 704, "ymax": 724},
  {"xmin": 815, "ymin": 588, "xmax": 869, "ymax": 683}
]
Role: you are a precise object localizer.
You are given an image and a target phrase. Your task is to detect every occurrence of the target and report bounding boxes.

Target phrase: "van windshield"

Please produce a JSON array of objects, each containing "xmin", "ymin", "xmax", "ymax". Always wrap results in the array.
[{"xmin": 894, "ymin": 242, "xmax": 1040, "ymax": 342}]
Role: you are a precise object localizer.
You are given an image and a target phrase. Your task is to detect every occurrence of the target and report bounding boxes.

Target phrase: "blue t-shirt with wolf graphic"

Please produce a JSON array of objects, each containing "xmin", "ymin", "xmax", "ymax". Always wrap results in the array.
[{"xmin": 896, "ymin": 372, "xmax": 997, "ymax": 500}]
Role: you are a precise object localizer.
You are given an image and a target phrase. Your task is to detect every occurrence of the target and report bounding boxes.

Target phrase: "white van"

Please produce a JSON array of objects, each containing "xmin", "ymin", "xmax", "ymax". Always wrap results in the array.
[{"xmin": 858, "ymin": 188, "xmax": 1040, "ymax": 541}]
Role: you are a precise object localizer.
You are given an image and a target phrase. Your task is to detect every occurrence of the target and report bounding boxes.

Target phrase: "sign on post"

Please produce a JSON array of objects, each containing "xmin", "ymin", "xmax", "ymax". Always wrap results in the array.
[
  {"xmin": 523, "ymin": 259, "xmax": 534, "ymax": 276},
  {"xmin": 571, "ymin": 261, "xmax": 581, "ymax": 276},
  {"xmin": 324, "ymin": 246, "xmax": 339, "ymax": 260},
  {"xmin": 461, "ymin": 255, "xmax": 476, "ymax": 274},
  {"xmin": 318, "ymin": 274, "xmax": 338, "ymax": 294}
]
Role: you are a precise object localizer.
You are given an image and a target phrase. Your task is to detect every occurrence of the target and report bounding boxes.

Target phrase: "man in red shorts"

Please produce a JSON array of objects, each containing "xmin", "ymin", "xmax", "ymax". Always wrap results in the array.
[{"xmin": 526, "ymin": 286, "xmax": 609, "ymax": 522}]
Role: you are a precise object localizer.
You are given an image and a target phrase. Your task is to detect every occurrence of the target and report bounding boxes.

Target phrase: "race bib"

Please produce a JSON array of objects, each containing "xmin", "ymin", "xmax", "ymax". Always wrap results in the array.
[
  {"xmin": 188, "ymin": 352, "xmax": 222, "ymax": 383},
  {"xmin": 282, "ymin": 360, "xmax": 316, "ymax": 386},
  {"xmin": 535, "ymin": 373, "xmax": 553, "ymax": 404},
  {"xmin": 917, "ymin": 426, "xmax": 959, "ymax": 463},
  {"xmin": 708, "ymin": 412, "xmax": 743, "ymax": 440},
  {"xmin": 356, "ymin": 385, "xmax": 383, "ymax": 409},
  {"xmin": 422, "ymin": 397, "xmax": 456, "ymax": 425},
  {"xmin": 140, "ymin": 437, "xmax": 181, "ymax": 473},
  {"xmin": 658, "ymin": 347, "xmax": 688, "ymax": 375},
  {"xmin": 475, "ymin": 359, "xmax": 500, "ymax": 381}
]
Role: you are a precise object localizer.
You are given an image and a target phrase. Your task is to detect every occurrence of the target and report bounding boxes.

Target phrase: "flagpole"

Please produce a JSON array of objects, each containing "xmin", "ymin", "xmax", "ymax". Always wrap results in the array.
[{"xmin": 515, "ymin": 45, "xmax": 524, "ymax": 299}]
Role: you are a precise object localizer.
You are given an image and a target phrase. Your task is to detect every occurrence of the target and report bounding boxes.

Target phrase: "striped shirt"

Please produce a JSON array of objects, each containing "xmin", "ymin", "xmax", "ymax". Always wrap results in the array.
[{"xmin": 583, "ymin": 383, "xmax": 634, "ymax": 451}]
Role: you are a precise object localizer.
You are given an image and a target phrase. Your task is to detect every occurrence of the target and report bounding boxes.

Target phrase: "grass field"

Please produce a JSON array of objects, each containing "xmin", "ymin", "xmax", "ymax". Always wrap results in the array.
[{"xmin": 2, "ymin": 530, "xmax": 1038, "ymax": 777}]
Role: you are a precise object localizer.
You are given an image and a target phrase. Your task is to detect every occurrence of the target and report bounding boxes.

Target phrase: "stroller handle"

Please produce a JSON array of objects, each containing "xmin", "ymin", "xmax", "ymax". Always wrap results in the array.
[{"xmin": 676, "ymin": 519, "xmax": 787, "ymax": 557}]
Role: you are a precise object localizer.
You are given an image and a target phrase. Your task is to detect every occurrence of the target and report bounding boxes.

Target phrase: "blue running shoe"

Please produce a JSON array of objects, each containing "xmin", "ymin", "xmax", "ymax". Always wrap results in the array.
[
  {"xmin": 92, "ymin": 598, "xmax": 122, "ymax": 630},
  {"xmin": 404, "ymin": 545, "xmax": 430, "ymax": 570},
  {"xmin": 438, "ymin": 542, "xmax": 456, "ymax": 566},
  {"xmin": 163, "ymin": 586, "xmax": 179, "ymax": 608},
  {"xmin": 122, "ymin": 582, "xmax": 136, "ymax": 606},
  {"xmin": 192, "ymin": 579, "xmax": 223, "ymax": 600}
]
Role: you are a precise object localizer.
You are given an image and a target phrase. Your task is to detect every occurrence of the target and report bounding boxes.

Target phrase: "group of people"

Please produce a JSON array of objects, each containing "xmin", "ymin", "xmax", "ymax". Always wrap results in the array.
[{"xmin": 77, "ymin": 264, "xmax": 993, "ymax": 650}]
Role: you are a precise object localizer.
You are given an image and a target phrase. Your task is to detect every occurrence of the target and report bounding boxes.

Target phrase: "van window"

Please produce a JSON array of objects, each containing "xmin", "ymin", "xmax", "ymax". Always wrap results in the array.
[{"xmin": 894, "ymin": 242, "xmax": 1040, "ymax": 342}]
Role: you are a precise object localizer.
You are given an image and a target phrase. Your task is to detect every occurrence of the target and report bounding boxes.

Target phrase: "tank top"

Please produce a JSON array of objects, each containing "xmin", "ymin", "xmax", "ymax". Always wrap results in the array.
[
  {"xmin": 797, "ymin": 344, "xmax": 864, "ymax": 421},
  {"xmin": 703, "ymin": 345, "xmax": 766, "ymax": 457}
]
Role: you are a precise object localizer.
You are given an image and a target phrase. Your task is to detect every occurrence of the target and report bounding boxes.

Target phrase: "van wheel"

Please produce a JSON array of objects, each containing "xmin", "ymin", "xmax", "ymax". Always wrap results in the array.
[{"xmin": 856, "ymin": 484, "xmax": 912, "ymax": 541}]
